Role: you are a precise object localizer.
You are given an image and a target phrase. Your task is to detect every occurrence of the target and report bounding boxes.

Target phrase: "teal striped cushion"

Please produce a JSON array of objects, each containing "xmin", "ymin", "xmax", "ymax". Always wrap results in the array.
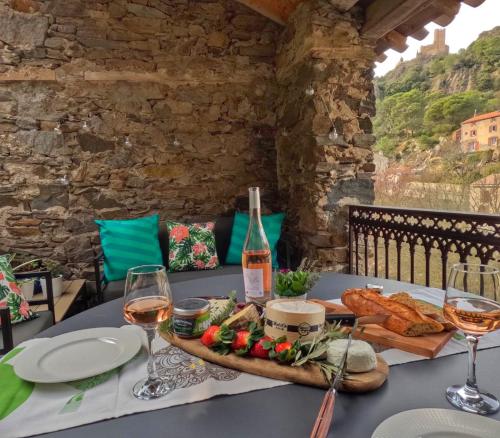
[
  {"xmin": 225, "ymin": 212, "xmax": 285, "ymax": 268},
  {"xmin": 95, "ymin": 215, "xmax": 163, "ymax": 281}
]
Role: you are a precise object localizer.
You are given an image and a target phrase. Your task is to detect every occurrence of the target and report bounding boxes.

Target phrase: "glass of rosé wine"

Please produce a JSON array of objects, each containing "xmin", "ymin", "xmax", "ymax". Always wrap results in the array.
[
  {"xmin": 123, "ymin": 265, "xmax": 173, "ymax": 400},
  {"xmin": 443, "ymin": 263, "xmax": 500, "ymax": 415}
]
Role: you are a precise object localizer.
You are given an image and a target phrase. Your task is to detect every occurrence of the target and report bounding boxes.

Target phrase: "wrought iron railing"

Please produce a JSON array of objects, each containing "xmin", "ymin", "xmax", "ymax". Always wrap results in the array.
[{"xmin": 348, "ymin": 205, "xmax": 500, "ymax": 290}]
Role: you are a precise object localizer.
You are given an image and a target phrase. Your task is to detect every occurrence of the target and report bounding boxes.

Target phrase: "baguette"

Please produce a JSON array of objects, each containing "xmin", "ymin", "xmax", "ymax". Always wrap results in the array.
[
  {"xmin": 389, "ymin": 292, "xmax": 455, "ymax": 331},
  {"xmin": 341, "ymin": 288, "xmax": 444, "ymax": 336}
]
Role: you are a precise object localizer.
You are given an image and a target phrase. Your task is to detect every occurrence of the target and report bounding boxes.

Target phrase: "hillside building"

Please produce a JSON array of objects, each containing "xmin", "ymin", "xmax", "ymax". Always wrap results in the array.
[
  {"xmin": 460, "ymin": 111, "xmax": 500, "ymax": 153},
  {"xmin": 418, "ymin": 29, "xmax": 449, "ymax": 57}
]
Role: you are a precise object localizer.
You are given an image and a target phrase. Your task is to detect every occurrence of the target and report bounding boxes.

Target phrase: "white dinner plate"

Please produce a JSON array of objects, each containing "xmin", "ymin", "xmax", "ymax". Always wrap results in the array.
[
  {"xmin": 14, "ymin": 327, "xmax": 142, "ymax": 383},
  {"xmin": 372, "ymin": 408, "xmax": 500, "ymax": 438}
]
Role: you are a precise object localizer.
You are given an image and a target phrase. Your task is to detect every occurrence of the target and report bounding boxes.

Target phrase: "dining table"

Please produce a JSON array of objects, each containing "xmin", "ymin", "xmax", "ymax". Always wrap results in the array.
[{"xmin": 35, "ymin": 272, "xmax": 500, "ymax": 437}]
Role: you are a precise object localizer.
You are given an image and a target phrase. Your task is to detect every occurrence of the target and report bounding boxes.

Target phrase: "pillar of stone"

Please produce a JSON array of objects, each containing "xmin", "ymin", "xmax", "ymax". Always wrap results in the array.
[{"xmin": 276, "ymin": 0, "xmax": 376, "ymax": 271}]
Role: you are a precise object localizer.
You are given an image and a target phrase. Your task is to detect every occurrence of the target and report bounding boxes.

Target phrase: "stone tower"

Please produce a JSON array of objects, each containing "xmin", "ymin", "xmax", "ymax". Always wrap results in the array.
[{"xmin": 418, "ymin": 29, "xmax": 449, "ymax": 57}]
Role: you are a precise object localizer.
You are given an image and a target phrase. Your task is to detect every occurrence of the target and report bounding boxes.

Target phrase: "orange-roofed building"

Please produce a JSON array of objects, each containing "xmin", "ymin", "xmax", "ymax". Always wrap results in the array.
[{"xmin": 460, "ymin": 110, "xmax": 500, "ymax": 153}]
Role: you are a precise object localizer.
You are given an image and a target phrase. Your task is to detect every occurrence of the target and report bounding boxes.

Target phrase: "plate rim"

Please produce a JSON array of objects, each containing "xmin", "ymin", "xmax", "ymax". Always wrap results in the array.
[
  {"xmin": 371, "ymin": 408, "xmax": 500, "ymax": 438},
  {"xmin": 14, "ymin": 327, "xmax": 142, "ymax": 383}
]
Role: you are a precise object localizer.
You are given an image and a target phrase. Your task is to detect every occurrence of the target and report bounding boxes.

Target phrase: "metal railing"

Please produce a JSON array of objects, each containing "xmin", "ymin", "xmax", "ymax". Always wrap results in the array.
[{"xmin": 348, "ymin": 205, "xmax": 500, "ymax": 289}]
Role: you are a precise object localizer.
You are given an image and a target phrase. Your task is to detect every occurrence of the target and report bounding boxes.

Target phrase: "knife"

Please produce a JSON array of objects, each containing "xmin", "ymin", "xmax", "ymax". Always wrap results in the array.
[{"xmin": 310, "ymin": 321, "xmax": 356, "ymax": 438}]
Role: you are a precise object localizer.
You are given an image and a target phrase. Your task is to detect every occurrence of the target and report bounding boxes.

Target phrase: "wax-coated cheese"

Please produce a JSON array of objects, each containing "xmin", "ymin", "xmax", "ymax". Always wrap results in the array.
[
  {"xmin": 270, "ymin": 300, "xmax": 324, "ymax": 314},
  {"xmin": 327, "ymin": 339, "xmax": 376, "ymax": 373}
]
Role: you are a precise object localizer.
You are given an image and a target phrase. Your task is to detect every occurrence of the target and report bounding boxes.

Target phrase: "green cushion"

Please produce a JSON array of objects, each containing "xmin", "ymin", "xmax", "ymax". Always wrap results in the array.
[
  {"xmin": 95, "ymin": 215, "xmax": 163, "ymax": 281},
  {"xmin": 225, "ymin": 212, "xmax": 285, "ymax": 268}
]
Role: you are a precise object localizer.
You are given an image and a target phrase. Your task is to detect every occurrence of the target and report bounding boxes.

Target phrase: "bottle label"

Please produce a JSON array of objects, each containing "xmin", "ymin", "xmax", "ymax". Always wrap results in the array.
[{"xmin": 243, "ymin": 267, "xmax": 264, "ymax": 297}]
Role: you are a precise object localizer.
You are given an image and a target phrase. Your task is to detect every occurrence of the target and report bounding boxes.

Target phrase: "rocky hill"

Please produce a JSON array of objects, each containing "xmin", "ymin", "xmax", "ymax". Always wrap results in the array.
[{"xmin": 373, "ymin": 26, "xmax": 500, "ymax": 158}]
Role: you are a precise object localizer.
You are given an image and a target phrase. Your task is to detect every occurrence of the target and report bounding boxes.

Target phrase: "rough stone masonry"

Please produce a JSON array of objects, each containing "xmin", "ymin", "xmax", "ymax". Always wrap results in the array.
[{"xmin": 0, "ymin": 0, "xmax": 376, "ymax": 279}]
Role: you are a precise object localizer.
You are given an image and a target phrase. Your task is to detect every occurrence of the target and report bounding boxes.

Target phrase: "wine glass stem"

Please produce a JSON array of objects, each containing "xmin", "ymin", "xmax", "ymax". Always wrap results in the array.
[
  {"xmin": 147, "ymin": 328, "xmax": 159, "ymax": 380},
  {"xmin": 465, "ymin": 335, "xmax": 479, "ymax": 392}
]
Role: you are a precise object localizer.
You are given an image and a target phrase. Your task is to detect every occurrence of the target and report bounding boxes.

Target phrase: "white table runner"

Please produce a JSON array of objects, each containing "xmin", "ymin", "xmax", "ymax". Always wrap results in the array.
[{"xmin": 0, "ymin": 326, "xmax": 288, "ymax": 438}]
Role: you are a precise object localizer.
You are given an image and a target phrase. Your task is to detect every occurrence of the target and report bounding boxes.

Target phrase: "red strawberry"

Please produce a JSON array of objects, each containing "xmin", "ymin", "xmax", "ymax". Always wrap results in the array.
[
  {"xmin": 231, "ymin": 322, "xmax": 265, "ymax": 356},
  {"xmin": 273, "ymin": 341, "xmax": 299, "ymax": 363},
  {"xmin": 275, "ymin": 341, "xmax": 292, "ymax": 354},
  {"xmin": 201, "ymin": 325, "xmax": 221, "ymax": 347},
  {"xmin": 249, "ymin": 336, "xmax": 274, "ymax": 359},
  {"xmin": 232, "ymin": 330, "xmax": 251, "ymax": 351},
  {"xmin": 200, "ymin": 325, "xmax": 235, "ymax": 354}
]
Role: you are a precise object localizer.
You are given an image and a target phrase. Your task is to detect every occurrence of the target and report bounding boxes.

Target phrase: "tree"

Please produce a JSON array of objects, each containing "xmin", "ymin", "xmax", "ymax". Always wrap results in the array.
[
  {"xmin": 375, "ymin": 89, "xmax": 426, "ymax": 139},
  {"xmin": 423, "ymin": 91, "xmax": 489, "ymax": 135}
]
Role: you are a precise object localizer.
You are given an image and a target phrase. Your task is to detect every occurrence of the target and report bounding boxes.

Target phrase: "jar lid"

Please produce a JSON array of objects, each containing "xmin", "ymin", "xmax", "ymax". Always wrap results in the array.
[{"xmin": 174, "ymin": 298, "xmax": 210, "ymax": 316}]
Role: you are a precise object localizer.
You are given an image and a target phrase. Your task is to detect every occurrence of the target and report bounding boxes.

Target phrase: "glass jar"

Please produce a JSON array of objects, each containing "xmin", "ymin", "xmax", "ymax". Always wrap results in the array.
[{"xmin": 172, "ymin": 298, "xmax": 211, "ymax": 339}]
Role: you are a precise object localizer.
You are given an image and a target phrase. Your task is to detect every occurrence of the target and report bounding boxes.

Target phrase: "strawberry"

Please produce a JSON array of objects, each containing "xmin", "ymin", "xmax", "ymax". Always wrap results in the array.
[
  {"xmin": 200, "ymin": 324, "xmax": 235, "ymax": 354},
  {"xmin": 249, "ymin": 336, "xmax": 274, "ymax": 359},
  {"xmin": 231, "ymin": 322, "xmax": 264, "ymax": 356},
  {"xmin": 232, "ymin": 330, "xmax": 251, "ymax": 352},
  {"xmin": 271, "ymin": 340, "xmax": 300, "ymax": 363},
  {"xmin": 200, "ymin": 325, "xmax": 221, "ymax": 347}
]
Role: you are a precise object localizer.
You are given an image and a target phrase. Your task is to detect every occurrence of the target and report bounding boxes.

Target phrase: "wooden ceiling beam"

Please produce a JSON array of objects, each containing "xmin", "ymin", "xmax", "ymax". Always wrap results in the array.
[
  {"xmin": 461, "ymin": 0, "xmax": 486, "ymax": 6},
  {"xmin": 396, "ymin": 7, "xmax": 441, "ymax": 39},
  {"xmin": 384, "ymin": 30, "xmax": 409, "ymax": 53},
  {"xmin": 431, "ymin": 0, "xmax": 461, "ymax": 26},
  {"xmin": 362, "ymin": 0, "xmax": 432, "ymax": 39},
  {"xmin": 409, "ymin": 28, "xmax": 429, "ymax": 41}
]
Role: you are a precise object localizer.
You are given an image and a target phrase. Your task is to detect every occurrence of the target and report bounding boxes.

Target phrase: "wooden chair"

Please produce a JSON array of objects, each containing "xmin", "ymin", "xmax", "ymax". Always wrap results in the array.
[{"xmin": 0, "ymin": 270, "xmax": 55, "ymax": 355}]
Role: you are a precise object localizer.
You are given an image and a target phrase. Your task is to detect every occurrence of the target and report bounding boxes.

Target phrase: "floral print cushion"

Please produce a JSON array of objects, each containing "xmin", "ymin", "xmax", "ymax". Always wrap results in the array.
[
  {"xmin": 166, "ymin": 221, "xmax": 220, "ymax": 272},
  {"xmin": 0, "ymin": 256, "xmax": 36, "ymax": 324}
]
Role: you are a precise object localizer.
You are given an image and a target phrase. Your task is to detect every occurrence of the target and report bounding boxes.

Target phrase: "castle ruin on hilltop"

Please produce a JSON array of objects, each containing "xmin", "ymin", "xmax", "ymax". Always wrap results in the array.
[{"xmin": 418, "ymin": 29, "xmax": 449, "ymax": 57}]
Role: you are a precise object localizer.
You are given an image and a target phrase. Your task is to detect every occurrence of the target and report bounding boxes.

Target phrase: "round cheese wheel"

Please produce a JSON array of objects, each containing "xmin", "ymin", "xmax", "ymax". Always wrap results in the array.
[{"xmin": 327, "ymin": 339, "xmax": 376, "ymax": 373}]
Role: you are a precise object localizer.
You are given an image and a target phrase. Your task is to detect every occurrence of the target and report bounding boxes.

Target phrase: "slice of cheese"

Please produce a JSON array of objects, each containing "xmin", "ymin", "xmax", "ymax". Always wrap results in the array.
[
  {"xmin": 327, "ymin": 339, "xmax": 376, "ymax": 373},
  {"xmin": 223, "ymin": 304, "xmax": 261, "ymax": 329},
  {"xmin": 209, "ymin": 299, "xmax": 230, "ymax": 315}
]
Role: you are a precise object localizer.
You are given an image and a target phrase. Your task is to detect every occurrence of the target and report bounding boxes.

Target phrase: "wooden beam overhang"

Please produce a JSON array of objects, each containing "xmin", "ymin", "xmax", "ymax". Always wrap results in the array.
[
  {"xmin": 362, "ymin": 0, "xmax": 432, "ymax": 40},
  {"xmin": 235, "ymin": 0, "xmax": 487, "ymax": 58}
]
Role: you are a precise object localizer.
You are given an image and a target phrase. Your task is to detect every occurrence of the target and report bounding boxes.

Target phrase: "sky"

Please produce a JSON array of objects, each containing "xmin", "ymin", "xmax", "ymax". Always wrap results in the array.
[{"xmin": 374, "ymin": 0, "xmax": 500, "ymax": 77}]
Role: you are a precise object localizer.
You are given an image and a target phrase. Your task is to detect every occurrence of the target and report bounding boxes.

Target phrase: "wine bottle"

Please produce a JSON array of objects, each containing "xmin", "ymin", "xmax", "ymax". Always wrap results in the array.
[{"xmin": 242, "ymin": 187, "xmax": 272, "ymax": 303}]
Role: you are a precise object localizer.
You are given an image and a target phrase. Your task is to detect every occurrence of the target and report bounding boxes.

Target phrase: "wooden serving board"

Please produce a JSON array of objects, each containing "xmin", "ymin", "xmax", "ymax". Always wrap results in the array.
[
  {"xmin": 161, "ymin": 333, "xmax": 389, "ymax": 393},
  {"xmin": 312, "ymin": 300, "xmax": 455, "ymax": 359}
]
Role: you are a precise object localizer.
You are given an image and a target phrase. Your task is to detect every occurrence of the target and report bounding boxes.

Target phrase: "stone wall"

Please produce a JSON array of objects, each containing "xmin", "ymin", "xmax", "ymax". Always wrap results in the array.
[
  {"xmin": 0, "ymin": 0, "xmax": 280, "ymax": 278},
  {"xmin": 276, "ymin": 0, "xmax": 376, "ymax": 271}
]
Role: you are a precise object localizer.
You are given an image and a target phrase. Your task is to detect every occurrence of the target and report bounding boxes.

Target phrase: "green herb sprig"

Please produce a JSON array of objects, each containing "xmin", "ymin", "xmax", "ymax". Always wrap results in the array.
[{"xmin": 275, "ymin": 270, "xmax": 320, "ymax": 297}]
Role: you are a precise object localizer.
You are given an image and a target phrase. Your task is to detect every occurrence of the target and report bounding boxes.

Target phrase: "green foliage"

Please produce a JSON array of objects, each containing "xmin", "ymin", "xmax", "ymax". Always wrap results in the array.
[
  {"xmin": 274, "ymin": 270, "xmax": 320, "ymax": 297},
  {"xmin": 375, "ymin": 89, "xmax": 426, "ymax": 138},
  {"xmin": 480, "ymin": 162, "xmax": 500, "ymax": 178},
  {"xmin": 374, "ymin": 136, "xmax": 399, "ymax": 155},
  {"xmin": 374, "ymin": 27, "xmax": 500, "ymax": 157},
  {"xmin": 423, "ymin": 90, "xmax": 490, "ymax": 135}
]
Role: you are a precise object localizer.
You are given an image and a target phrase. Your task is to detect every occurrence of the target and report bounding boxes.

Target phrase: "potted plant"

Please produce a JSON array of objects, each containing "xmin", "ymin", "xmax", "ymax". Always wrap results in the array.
[
  {"xmin": 41, "ymin": 259, "xmax": 64, "ymax": 298},
  {"xmin": 11, "ymin": 256, "xmax": 42, "ymax": 300},
  {"xmin": 274, "ymin": 269, "xmax": 320, "ymax": 300}
]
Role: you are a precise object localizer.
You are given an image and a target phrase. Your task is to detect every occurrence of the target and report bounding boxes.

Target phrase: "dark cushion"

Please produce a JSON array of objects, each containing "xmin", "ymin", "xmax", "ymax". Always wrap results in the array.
[
  {"xmin": 103, "ymin": 265, "xmax": 243, "ymax": 302},
  {"xmin": 0, "ymin": 310, "xmax": 53, "ymax": 350},
  {"xmin": 157, "ymin": 216, "xmax": 234, "ymax": 268}
]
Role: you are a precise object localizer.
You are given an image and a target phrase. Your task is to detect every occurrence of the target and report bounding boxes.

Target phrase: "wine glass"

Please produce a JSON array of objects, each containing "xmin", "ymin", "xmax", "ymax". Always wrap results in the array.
[
  {"xmin": 123, "ymin": 265, "xmax": 173, "ymax": 400},
  {"xmin": 443, "ymin": 263, "xmax": 500, "ymax": 415}
]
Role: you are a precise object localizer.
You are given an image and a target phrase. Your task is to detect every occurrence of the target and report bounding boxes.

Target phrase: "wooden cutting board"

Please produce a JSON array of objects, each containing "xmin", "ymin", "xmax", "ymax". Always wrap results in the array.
[
  {"xmin": 161, "ymin": 332, "xmax": 389, "ymax": 393},
  {"xmin": 311, "ymin": 299, "xmax": 455, "ymax": 359}
]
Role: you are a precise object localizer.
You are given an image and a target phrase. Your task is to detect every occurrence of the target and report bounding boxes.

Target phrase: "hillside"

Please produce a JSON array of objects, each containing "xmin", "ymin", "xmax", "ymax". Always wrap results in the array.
[{"xmin": 374, "ymin": 26, "xmax": 500, "ymax": 157}]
